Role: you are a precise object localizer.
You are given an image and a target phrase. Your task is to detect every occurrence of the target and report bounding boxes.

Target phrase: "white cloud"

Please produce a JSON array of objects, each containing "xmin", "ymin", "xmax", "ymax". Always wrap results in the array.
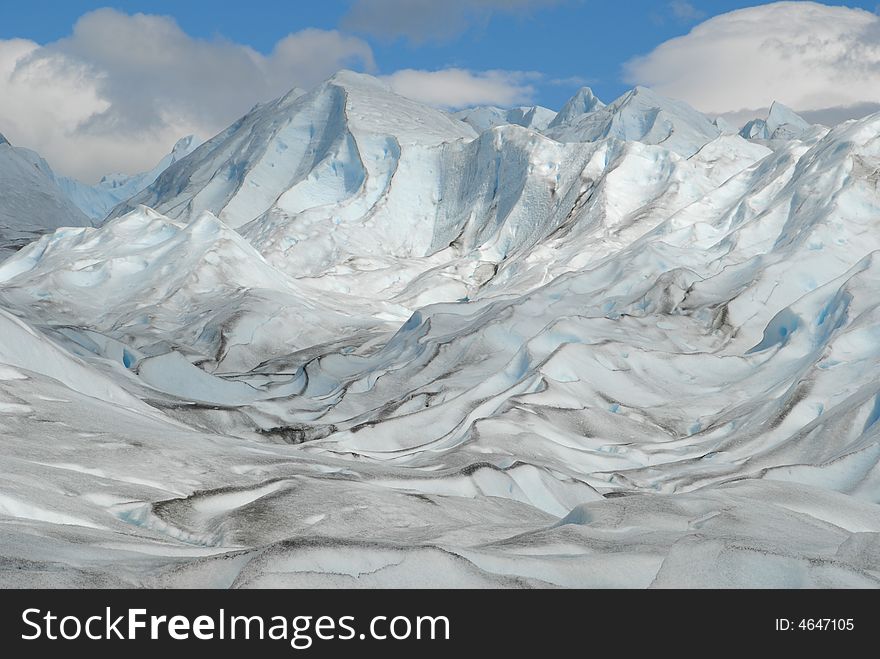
[
  {"xmin": 342, "ymin": 0, "xmax": 567, "ymax": 43},
  {"xmin": 0, "ymin": 9, "xmax": 375, "ymax": 181},
  {"xmin": 668, "ymin": 1, "xmax": 705, "ymax": 22},
  {"xmin": 625, "ymin": 2, "xmax": 880, "ymax": 116},
  {"xmin": 383, "ymin": 68, "xmax": 539, "ymax": 108}
]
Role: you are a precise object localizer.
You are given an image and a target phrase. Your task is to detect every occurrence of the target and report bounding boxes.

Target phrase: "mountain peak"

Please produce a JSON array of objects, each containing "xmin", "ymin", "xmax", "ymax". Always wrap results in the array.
[
  {"xmin": 327, "ymin": 69, "xmax": 389, "ymax": 91},
  {"xmin": 740, "ymin": 101, "xmax": 811, "ymax": 140},
  {"xmin": 548, "ymin": 86, "xmax": 604, "ymax": 128},
  {"xmin": 0, "ymin": 132, "xmax": 9, "ymax": 147},
  {"xmin": 110, "ymin": 69, "xmax": 475, "ymax": 229},
  {"xmin": 456, "ymin": 105, "xmax": 555, "ymax": 132},
  {"xmin": 571, "ymin": 85, "xmax": 603, "ymax": 103},
  {"xmin": 766, "ymin": 101, "xmax": 810, "ymax": 133},
  {"xmin": 615, "ymin": 85, "xmax": 690, "ymax": 110},
  {"xmin": 546, "ymin": 84, "xmax": 719, "ymax": 157}
]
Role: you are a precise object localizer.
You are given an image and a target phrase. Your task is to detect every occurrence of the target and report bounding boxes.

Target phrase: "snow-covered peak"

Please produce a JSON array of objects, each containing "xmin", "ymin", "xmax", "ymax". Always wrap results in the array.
[
  {"xmin": 547, "ymin": 86, "xmax": 604, "ymax": 129},
  {"xmin": 740, "ymin": 101, "xmax": 812, "ymax": 141},
  {"xmin": 0, "ymin": 132, "xmax": 8, "ymax": 146},
  {"xmin": 9, "ymin": 145, "xmax": 55, "ymax": 178},
  {"xmin": 545, "ymin": 85, "xmax": 720, "ymax": 156},
  {"xmin": 507, "ymin": 106, "xmax": 557, "ymax": 131},
  {"xmin": 324, "ymin": 70, "xmax": 476, "ymax": 144},
  {"xmin": 766, "ymin": 101, "xmax": 811, "ymax": 138},
  {"xmin": 97, "ymin": 135, "xmax": 199, "ymax": 192},
  {"xmin": 326, "ymin": 68, "xmax": 390, "ymax": 91},
  {"xmin": 453, "ymin": 106, "xmax": 507, "ymax": 131},
  {"xmin": 110, "ymin": 72, "xmax": 476, "ymax": 229},
  {"xmin": 455, "ymin": 105, "xmax": 556, "ymax": 133}
]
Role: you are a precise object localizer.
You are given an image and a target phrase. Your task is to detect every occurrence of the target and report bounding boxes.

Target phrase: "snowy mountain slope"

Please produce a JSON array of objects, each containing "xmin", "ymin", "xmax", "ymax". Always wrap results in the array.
[
  {"xmin": 110, "ymin": 72, "xmax": 475, "ymax": 229},
  {"xmin": 23, "ymin": 135, "xmax": 201, "ymax": 221},
  {"xmin": 454, "ymin": 105, "xmax": 556, "ymax": 132},
  {"xmin": 102, "ymin": 75, "xmax": 743, "ymax": 311},
  {"xmin": 0, "ymin": 136, "xmax": 92, "ymax": 259},
  {"xmin": 309, "ymin": 112, "xmax": 880, "ymax": 468},
  {"xmin": 0, "ymin": 206, "xmax": 396, "ymax": 378},
  {"xmin": 3, "ymin": 72, "xmax": 880, "ymax": 587},
  {"xmin": 374, "ymin": 130, "xmax": 769, "ymax": 303}
]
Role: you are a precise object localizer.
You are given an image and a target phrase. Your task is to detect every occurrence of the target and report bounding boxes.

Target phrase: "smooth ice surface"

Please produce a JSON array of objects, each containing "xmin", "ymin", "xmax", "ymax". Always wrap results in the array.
[{"xmin": 1, "ymin": 72, "xmax": 880, "ymax": 588}]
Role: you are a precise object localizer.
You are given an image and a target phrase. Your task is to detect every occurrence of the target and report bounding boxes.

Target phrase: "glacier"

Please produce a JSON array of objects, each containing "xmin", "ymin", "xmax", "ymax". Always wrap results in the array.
[
  {"xmin": 1, "ymin": 71, "xmax": 880, "ymax": 588},
  {"xmin": 454, "ymin": 105, "xmax": 557, "ymax": 132}
]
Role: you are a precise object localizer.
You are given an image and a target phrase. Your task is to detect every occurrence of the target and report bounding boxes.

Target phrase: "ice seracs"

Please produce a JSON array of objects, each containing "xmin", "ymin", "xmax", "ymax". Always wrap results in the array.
[
  {"xmin": 740, "ymin": 101, "xmax": 814, "ymax": 141},
  {"xmin": 110, "ymin": 72, "xmax": 475, "ymax": 230},
  {"xmin": 0, "ymin": 205, "xmax": 385, "ymax": 377},
  {"xmin": 545, "ymin": 86, "xmax": 721, "ymax": 157},
  {"xmin": 100, "ymin": 75, "xmax": 730, "ymax": 310},
  {"xmin": 454, "ymin": 105, "xmax": 557, "ymax": 132}
]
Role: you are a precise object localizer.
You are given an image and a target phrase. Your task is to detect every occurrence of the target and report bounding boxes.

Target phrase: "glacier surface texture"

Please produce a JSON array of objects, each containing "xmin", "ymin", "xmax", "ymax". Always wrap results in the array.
[{"xmin": 1, "ymin": 72, "xmax": 880, "ymax": 587}]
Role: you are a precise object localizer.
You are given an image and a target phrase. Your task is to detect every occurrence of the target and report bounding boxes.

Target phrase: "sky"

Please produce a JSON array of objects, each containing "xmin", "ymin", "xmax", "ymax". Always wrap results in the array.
[{"xmin": 2, "ymin": 1, "xmax": 880, "ymax": 181}]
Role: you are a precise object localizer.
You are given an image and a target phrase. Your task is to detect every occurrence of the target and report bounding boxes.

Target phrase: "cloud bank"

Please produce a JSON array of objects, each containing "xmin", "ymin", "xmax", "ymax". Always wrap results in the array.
[{"xmin": 625, "ymin": 2, "xmax": 880, "ymax": 119}]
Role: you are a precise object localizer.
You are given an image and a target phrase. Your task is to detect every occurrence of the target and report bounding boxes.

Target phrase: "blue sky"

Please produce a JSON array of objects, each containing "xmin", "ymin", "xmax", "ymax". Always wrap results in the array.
[
  {"xmin": 3, "ymin": 1, "xmax": 880, "ymax": 180},
  {"xmin": 2, "ymin": 0, "xmax": 877, "ymax": 109}
]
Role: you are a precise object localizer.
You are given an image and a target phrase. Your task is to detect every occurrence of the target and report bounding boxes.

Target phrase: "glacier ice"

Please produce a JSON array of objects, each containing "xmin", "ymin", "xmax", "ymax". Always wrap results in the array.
[
  {"xmin": 740, "ymin": 101, "xmax": 816, "ymax": 142},
  {"xmin": 545, "ymin": 86, "xmax": 721, "ymax": 157},
  {"xmin": 454, "ymin": 105, "xmax": 557, "ymax": 132},
  {"xmin": 1, "ymin": 71, "xmax": 880, "ymax": 588}
]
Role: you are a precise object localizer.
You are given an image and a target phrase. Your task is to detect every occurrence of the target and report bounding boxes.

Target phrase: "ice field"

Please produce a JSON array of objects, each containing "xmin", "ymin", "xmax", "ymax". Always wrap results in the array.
[{"xmin": 1, "ymin": 72, "xmax": 880, "ymax": 587}]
